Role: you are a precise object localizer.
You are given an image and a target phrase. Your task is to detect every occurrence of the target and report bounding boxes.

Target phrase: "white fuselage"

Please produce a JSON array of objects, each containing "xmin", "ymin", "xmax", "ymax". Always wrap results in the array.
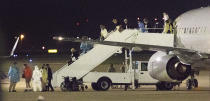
[
  {"xmin": 174, "ymin": 7, "xmax": 210, "ymax": 70},
  {"xmin": 175, "ymin": 7, "xmax": 210, "ymax": 53}
]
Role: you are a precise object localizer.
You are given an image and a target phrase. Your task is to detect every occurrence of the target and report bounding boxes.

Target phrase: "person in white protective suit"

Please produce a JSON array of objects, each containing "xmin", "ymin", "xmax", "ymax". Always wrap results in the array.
[{"xmin": 32, "ymin": 65, "xmax": 42, "ymax": 92}]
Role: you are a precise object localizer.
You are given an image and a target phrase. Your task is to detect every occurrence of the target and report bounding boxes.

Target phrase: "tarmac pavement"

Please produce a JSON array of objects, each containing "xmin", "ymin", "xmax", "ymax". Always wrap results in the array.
[{"xmin": 1, "ymin": 77, "xmax": 210, "ymax": 101}]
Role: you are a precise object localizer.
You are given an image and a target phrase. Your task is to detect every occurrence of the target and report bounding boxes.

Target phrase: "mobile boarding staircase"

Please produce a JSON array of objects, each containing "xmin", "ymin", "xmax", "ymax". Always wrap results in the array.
[
  {"xmin": 52, "ymin": 30, "xmax": 140, "ymax": 87},
  {"xmin": 52, "ymin": 29, "xmax": 174, "ymax": 88}
]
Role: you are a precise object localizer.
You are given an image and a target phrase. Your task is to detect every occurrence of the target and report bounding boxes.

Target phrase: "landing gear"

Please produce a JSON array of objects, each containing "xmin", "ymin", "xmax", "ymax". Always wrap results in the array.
[
  {"xmin": 156, "ymin": 82, "xmax": 173, "ymax": 91},
  {"xmin": 186, "ymin": 70, "xmax": 198, "ymax": 90}
]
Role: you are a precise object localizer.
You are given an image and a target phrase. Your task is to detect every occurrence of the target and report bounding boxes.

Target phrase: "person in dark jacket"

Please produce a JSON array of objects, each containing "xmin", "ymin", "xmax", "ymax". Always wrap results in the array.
[
  {"xmin": 109, "ymin": 18, "xmax": 123, "ymax": 32},
  {"xmin": 71, "ymin": 48, "xmax": 79, "ymax": 60},
  {"xmin": 68, "ymin": 48, "xmax": 80, "ymax": 65},
  {"xmin": 46, "ymin": 64, "xmax": 54, "ymax": 91},
  {"xmin": 143, "ymin": 18, "xmax": 152, "ymax": 32},
  {"xmin": 109, "ymin": 18, "xmax": 118, "ymax": 32},
  {"xmin": 122, "ymin": 18, "xmax": 132, "ymax": 29}
]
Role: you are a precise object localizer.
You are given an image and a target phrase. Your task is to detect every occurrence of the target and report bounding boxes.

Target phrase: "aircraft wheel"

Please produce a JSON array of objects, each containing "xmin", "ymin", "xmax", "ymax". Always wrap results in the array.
[
  {"xmin": 163, "ymin": 82, "xmax": 173, "ymax": 90},
  {"xmin": 193, "ymin": 79, "xmax": 198, "ymax": 88},
  {"xmin": 156, "ymin": 82, "xmax": 173, "ymax": 91},
  {"xmin": 156, "ymin": 83, "xmax": 163, "ymax": 90},
  {"xmin": 186, "ymin": 79, "xmax": 192, "ymax": 90}
]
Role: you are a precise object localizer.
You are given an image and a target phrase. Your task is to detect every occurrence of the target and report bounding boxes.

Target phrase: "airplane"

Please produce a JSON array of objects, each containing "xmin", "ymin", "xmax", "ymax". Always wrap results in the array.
[{"xmin": 53, "ymin": 7, "xmax": 210, "ymax": 90}]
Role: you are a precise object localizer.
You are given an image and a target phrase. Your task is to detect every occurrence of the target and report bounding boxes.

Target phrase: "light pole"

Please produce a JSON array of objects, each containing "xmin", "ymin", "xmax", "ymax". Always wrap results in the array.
[
  {"xmin": 20, "ymin": 34, "xmax": 24, "ymax": 55},
  {"xmin": 20, "ymin": 34, "xmax": 24, "ymax": 44},
  {"xmin": 20, "ymin": 34, "xmax": 24, "ymax": 40},
  {"xmin": 20, "ymin": 34, "xmax": 24, "ymax": 46},
  {"xmin": 10, "ymin": 34, "xmax": 24, "ymax": 57}
]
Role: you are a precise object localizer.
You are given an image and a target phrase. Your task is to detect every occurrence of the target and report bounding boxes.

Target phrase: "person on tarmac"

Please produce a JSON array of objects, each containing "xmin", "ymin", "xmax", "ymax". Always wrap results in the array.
[
  {"xmin": 8, "ymin": 62, "xmax": 20, "ymax": 92},
  {"xmin": 23, "ymin": 64, "xmax": 32, "ymax": 92},
  {"xmin": 32, "ymin": 65, "xmax": 42, "ymax": 92},
  {"xmin": 40, "ymin": 65, "xmax": 48, "ymax": 91},
  {"xmin": 46, "ymin": 64, "xmax": 54, "ymax": 91}
]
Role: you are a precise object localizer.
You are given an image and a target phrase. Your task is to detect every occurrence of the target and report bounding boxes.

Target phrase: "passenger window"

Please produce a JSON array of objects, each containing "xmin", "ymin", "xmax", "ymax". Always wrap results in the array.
[
  {"xmin": 184, "ymin": 28, "xmax": 186, "ymax": 33},
  {"xmin": 141, "ymin": 63, "xmax": 148, "ymax": 71},
  {"xmin": 189, "ymin": 28, "xmax": 191, "ymax": 34},
  {"xmin": 192, "ymin": 27, "xmax": 194, "ymax": 33},
  {"xmin": 198, "ymin": 27, "xmax": 200, "ymax": 33},
  {"xmin": 195, "ymin": 28, "xmax": 197, "ymax": 33},
  {"xmin": 204, "ymin": 27, "xmax": 207, "ymax": 32}
]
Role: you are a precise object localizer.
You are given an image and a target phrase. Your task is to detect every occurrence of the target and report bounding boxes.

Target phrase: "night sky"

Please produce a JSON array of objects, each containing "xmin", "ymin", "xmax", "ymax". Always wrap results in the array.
[{"xmin": 0, "ymin": 0, "xmax": 209, "ymax": 55}]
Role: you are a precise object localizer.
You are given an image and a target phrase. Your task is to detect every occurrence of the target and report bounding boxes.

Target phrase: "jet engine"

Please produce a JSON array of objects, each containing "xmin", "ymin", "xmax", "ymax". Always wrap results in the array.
[{"xmin": 148, "ymin": 51, "xmax": 191, "ymax": 82}]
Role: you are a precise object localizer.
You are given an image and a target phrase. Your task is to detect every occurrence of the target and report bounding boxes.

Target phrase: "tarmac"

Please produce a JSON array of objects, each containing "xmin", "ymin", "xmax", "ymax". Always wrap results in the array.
[
  {"xmin": 1, "ymin": 87, "xmax": 210, "ymax": 101},
  {"xmin": 1, "ymin": 76, "xmax": 210, "ymax": 101},
  {"xmin": 1, "ymin": 55, "xmax": 210, "ymax": 101}
]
